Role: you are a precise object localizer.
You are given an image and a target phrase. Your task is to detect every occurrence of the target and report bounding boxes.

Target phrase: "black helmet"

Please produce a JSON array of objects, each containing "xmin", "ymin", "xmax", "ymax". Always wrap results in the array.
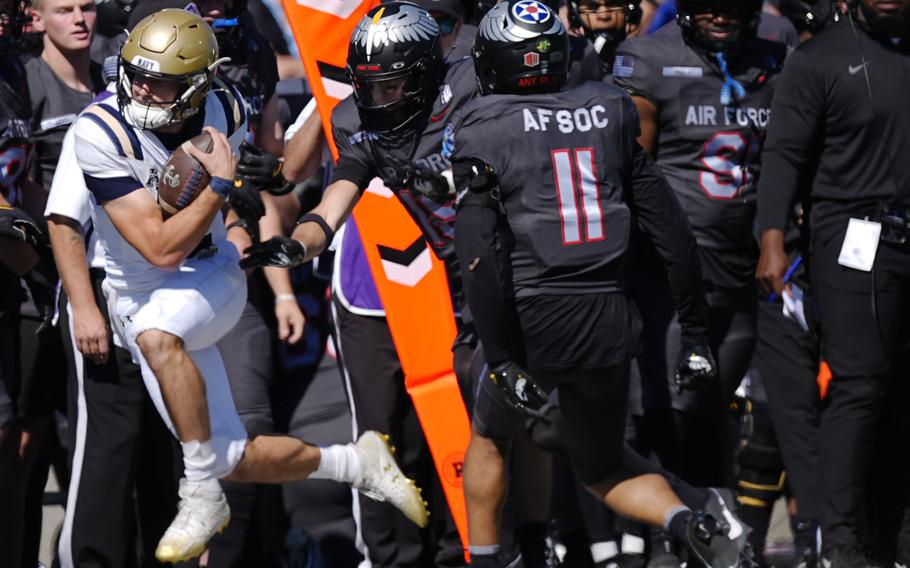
[
  {"xmin": 473, "ymin": 0, "xmax": 569, "ymax": 95},
  {"xmin": 346, "ymin": 2, "xmax": 444, "ymax": 134},
  {"xmin": 676, "ymin": 0, "xmax": 763, "ymax": 55},
  {"xmin": 567, "ymin": 0, "xmax": 642, "ymax": 56}
]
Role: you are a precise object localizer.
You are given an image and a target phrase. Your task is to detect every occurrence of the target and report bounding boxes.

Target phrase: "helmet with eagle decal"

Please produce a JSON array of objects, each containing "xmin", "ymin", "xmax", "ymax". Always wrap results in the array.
[
  {"xmin": 346, "ymin": 1, "xmax": 444, "ymax": 134},
  {"xmin": 473, "ymin": 0, "xmax": 569, "ymax": 95}
]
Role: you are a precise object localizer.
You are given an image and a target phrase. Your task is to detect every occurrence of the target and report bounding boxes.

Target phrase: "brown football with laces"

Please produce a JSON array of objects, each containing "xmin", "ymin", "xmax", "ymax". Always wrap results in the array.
[{"xmin": 157, "ymin": 131, "xmax": 214, "ymax": 217}]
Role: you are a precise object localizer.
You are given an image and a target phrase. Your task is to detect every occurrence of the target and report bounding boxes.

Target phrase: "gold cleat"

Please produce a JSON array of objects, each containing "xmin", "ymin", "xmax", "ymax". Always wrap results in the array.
[{"xmin": 353, "ymin": 431, "xmax": 431, "ymax": 527}]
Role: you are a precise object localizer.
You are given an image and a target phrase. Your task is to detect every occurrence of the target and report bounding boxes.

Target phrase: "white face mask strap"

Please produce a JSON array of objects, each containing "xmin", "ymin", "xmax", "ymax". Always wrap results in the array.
[
  {"xmin": 209, "ymin": 57, "xmax": 231, "ymax": 74},
  {"xmin": 174, "ymin": 57, "xmax": 231, "ymax": 107}
]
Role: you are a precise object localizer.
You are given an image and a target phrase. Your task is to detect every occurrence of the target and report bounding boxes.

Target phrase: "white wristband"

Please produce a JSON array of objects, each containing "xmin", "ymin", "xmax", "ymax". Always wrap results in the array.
[{"xmin": 275, "ymin": 293, "xmax": 297, "ymax": 304}]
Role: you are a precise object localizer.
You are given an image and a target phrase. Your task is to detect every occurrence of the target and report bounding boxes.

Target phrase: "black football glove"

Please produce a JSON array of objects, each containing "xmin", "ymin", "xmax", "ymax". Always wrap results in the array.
[
  {"xmin": 489, "ymin": 361, "xmax": 549, "ymax": 417},
  {"xmin": 236, "ymin": 142, "xmax": 294, "ymax": 195},
  {"xmin": 241, "ymin": 236, "xmax": 306, "ymax": 269},
  {"xmin": 674, "ymin": 342, "xmax": 718, "ymax": 393},
  {"xmin": 386, "ymin": 155, "xmax": 452, "ymax": 200},
  {"xmin": 0, "ymin": 205, "xmax": 45, "ymax": 248},
  {"xmin": 229, "ymin": 178, "xmax": 266, "ymax": 230},
  {"xmin": 23, "ymin": 253, "xmax": 58, "ymax": 338}
]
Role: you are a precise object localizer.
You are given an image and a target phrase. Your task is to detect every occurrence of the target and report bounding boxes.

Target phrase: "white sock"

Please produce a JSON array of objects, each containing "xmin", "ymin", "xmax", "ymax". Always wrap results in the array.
[
  {"xmin": 182, "ymin": 439, "xmax": 217, "ymax": 483},
  {"xmin": 590, "ymin": 541, "xmax": 619, "ymax": 563},
  {"xmin": 621, "ymin": 534, "xmax": 645, "ymax": 555},
  {"xmin": 310, "ymin": 444, "xmax": 362, "ymax": 484}
]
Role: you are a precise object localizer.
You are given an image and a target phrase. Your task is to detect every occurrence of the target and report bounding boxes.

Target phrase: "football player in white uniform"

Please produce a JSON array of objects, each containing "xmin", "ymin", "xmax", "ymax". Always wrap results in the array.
[{"xmin": 71, "ymin": 10, "xmax": 429, "ymax": 563}]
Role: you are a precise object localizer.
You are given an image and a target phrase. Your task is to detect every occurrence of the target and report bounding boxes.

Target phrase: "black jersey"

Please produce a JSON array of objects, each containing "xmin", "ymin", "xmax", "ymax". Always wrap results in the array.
[
  {"xmin": 449, "ymin": 82, "xmax": 636, "ymax": 295},
  {"xmin": 219, "ymin": 29, "xmax": 280, "ymax": 129},
  {"xmin": 449, "ymin": 80, "xmax": 704, "ymax": 304},
  {"xmin": 450, "ymin": 81, "xmax": 709, "ymax": 363},
  {"xmin": 0, "ymin": 58, "xmax": 32, "ymax": 207},
  {"xmin": 329, "ymin": 58, "xmax": 478, "ymax": 256},
  {"xmin": 27, "ymin": 57, "xmax": 105, "ymax": 194},
  {"xmin": 615, "ymin": 22, "xmax": 787, "ymax": 288}
]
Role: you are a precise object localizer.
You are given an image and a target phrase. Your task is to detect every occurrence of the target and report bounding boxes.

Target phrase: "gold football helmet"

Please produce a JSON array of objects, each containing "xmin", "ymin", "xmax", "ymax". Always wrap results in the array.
[{"xmin": 118, "ymin": 9, "xmax": 226, "ymax": 129}]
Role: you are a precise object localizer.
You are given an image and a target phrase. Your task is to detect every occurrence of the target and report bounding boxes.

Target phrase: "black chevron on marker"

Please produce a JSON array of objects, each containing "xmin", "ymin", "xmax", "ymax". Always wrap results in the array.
[{"xmin": 377, "ymin": 237, "xmax": 426, "ymax": 266}]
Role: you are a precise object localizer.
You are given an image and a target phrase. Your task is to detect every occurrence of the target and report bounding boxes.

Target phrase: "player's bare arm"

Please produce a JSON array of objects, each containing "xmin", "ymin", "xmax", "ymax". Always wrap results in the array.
[
  {"xmin": 47, "ymin": 214, "xmax": 109, "ymax": 364},
  {"xmin": 103, "ymin": 127, "xmax": 237, "ymax": 270},
  {"xmin": 259, "ymin": 192, "xmax": 306, "ymax": 344},
  {"xmin": 240, "ymin": 178, "xmax": 360, "ymax": 269},
  {"xmin": 630, "ymin": 95, "xmax": 658, "ymax": 155},
  {"xmin": 282, "ymin": 108, "xmax": 326, "ymax": 184}
]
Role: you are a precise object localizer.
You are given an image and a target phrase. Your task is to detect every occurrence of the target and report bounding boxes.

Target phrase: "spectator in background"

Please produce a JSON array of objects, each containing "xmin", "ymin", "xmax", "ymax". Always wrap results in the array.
[{"xmin": 413, "ymin": 0, "xmax": 478, "ymax": 60}]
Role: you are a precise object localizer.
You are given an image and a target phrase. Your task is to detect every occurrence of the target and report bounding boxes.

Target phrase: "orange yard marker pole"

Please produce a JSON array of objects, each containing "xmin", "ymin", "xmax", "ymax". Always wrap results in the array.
[{"xmin": 282, "ymin": 1, "xmax": 471, "ymax": 551}]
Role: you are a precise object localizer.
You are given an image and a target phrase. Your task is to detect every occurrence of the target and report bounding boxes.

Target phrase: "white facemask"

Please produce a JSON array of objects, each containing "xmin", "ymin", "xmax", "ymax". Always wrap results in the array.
[{"xmin": 118, "ymin": 68, "xmax": 179, "ymax": 130}]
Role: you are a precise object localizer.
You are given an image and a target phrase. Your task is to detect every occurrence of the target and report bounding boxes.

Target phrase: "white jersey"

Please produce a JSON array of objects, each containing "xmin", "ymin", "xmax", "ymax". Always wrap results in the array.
[
  {"xmin": 72, "ymin": 78, "xmax": 248, "ymax": 293},
  {"xmin": 44, "ymin": 122, "xmax": 107, "ymax": 269}
]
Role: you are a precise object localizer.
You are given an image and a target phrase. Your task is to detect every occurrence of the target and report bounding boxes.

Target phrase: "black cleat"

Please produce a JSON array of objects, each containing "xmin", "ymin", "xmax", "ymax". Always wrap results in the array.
[{"xmin": 685, "ymin": 488, "xmax": 756, "ymax": 568}]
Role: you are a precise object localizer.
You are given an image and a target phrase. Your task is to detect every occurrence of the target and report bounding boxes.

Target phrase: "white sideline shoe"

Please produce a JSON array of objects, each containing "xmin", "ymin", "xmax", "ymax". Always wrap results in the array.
[{"xmin": 155, "ymin": 478, "xmax": 230, "ymax": 563}]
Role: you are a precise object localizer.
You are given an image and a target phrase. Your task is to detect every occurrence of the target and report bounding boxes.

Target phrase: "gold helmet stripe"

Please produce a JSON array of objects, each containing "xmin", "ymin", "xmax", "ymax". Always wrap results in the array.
[{"xmin": 83, "ymin": 106, "xmax": 139, "ymax": 160}]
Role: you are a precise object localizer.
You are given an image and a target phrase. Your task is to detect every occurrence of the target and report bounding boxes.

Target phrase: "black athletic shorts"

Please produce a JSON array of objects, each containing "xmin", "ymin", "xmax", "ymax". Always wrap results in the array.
[{"xmin": 472, "ymin": 293, "xmax": 637, "ymax": 483}]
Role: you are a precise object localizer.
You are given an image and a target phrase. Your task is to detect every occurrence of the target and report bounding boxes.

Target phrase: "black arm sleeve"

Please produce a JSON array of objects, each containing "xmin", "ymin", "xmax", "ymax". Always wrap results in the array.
[
  {"xmin": 627, "ymin": 143, "xmax": 709, "ymax": 344},
  {"xmin": 757, "ymin": 48, "xmax": 824, "ymax": 234},
  {"xmin": 453, "ymin": 160, "xmax": 520, "ymax": 367}
]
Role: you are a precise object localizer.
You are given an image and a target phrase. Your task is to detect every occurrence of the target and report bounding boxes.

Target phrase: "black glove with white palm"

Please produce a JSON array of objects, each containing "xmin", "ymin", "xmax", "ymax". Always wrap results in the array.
[
  {"xmin": 489, "ymin": 361, "xmax": 549, "ymax": 417},
  {"xmin": 385, "ymin": 155, "xmax": 453, "ymax": 200},
  {"xmin": 240, "ymin": 236, "xmax": 306, "ymax": 269},
  {"xmin": 236, "ymin": 142, "xmax": 295, "ymax": 196},
  {"xmin": 0, "ymin": 205, "xmax": 44, "ymax": 248},
  {"xmin": 674, "ymin": 341, "xmax": 718, "ymax": 393}
]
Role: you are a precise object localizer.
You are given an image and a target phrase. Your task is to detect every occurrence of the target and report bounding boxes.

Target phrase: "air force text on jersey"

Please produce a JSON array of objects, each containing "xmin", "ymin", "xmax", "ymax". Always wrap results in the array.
[
  {"xmin": 523, "ymin": 104, "xmax": 610, "ymax": 133},
  {"xmin": 684, "ymin": 104, "xmax": 771, "ymax": 128}
]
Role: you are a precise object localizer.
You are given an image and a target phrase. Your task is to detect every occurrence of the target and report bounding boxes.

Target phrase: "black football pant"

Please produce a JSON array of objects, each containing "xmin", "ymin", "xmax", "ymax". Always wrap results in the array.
[
  {"xmin": 631, "ymin": 267, "xmax": 756, "ymax": 487},
  {"xmin": 754, "ymin": 298, "xmax": 823, "ymax": 521},
  {"xmin": 811, "ymin": 225, "xmax": 910, "ymax": 556},
  {"xmin": 210, "ymin": 276, "xmax": 285, "ymax": 567},
  {"xmin": 331, "ymin": 296, "xmax": 463, "ymax": 567},
  {"xmin": 58, "ymin": 268, "xmax": 180, "ymax": 568}
]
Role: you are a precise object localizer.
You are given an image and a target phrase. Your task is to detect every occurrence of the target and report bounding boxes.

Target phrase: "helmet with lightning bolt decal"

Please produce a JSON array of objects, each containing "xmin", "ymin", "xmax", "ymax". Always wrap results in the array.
[{"xmin": 346, "ymin": 1, "xmax": 445, "ymax": 134}]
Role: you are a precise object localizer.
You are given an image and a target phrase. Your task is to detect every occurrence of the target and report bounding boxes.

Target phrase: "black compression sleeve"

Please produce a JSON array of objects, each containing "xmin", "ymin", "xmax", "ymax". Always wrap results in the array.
[
  {"xmin": 627, "ymin": 143, "xmax": 709, "ymax": 344},
  {"xmin": 454, "ymin": 202, "xmax": 519, "ymax": 366}
]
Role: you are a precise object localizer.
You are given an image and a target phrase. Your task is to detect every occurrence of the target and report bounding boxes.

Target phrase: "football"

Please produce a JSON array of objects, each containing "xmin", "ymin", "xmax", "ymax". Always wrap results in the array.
[{"xmin": 158, "ymin": 131, "xmax": 214, "ymax": 217}]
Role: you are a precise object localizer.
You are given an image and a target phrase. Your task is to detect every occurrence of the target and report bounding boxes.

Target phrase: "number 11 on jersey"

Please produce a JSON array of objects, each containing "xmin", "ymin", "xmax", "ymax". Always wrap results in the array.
[{"xmin": 552, "ymin": 148, "xmax": 605, "ymax": 246}]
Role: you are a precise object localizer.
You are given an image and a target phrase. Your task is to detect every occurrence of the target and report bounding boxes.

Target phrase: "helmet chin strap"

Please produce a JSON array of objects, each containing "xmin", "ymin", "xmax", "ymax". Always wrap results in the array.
[{"xmin": 175, "ymin": 57, "xmax": 232, "ymax": 107}]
